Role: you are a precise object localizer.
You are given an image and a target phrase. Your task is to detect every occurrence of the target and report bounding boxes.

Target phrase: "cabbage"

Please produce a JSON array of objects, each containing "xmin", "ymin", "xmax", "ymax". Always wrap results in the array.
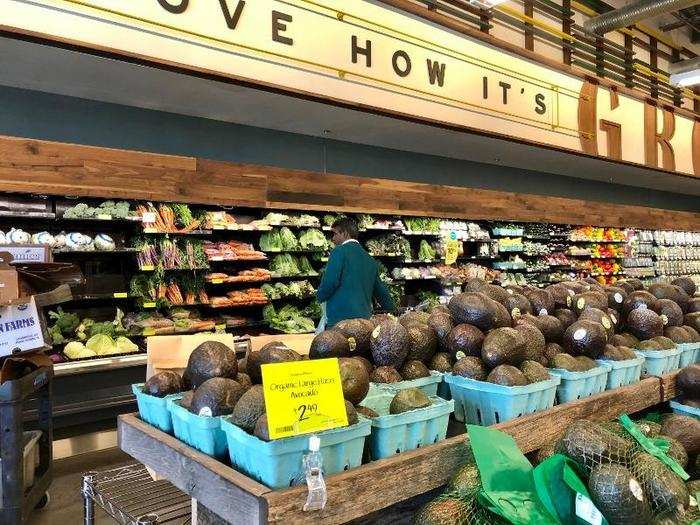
[
  {"xmin": 86, "ymin": 334, "xmax": 117, "ymax": 355},
  {"xmin": 116, "ymin": 336, "xmax": 138, "ymax": 353},
  {"xmin": 64, "ymin": 341, "xmax": 97, "ymax": 359}
]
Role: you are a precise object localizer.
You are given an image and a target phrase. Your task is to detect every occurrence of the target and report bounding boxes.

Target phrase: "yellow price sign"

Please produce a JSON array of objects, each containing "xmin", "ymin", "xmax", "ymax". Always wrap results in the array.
[
  {"xmin": 142, "ymin": 328, "xmax": 156, "ymax": 336},
  {"xmin": 261, "ymin": 358, "xmax": 348, "ymax": 440},
  {"xmin": 113, "ymin": 292, "xmax": 128, "ymax": 299},
  {"xmin": 444, "ymin": 239, "xmax": 460, "ymax": 265}
]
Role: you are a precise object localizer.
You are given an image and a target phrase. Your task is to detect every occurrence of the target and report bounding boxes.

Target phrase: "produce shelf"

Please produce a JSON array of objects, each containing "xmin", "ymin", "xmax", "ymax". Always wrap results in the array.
[
  {"xmin": 207, "ymin": 302, "xmax": 269, "ymax": 309},
  {"xmin": 54, "ymin": 353, "xmax": 147, "ymax": 376},
  {"xmin": 139, "ymin": 266, "xmax": 210, "ymax": 272},
  {"xmin": 119, "ymin": 374, "xmax": 670, "ymax": 525},
  {"xmin": 269, "ymin": 273, "xmax": 320, "ymax": 280},
  {"xmin": 53, "ymin": 248, "xmax": 140, "ymax": 255},
  {"xmin": 207, "ymin": 257, "xmax": 267, "ymax": 262},
  {"xmin": 142, "ymin": 229, "xmax": 213, "ymax": 235},
  {"xmin": 567, "ymin": 239, "xmax": 627, "ymax": 243},
  {"xmin": 260, "ymin": 249, "xmax": 327, "ymax": 254},
  {"xmin": 401, "ymin": 230, "xmax": 441, "ymax": 236}
]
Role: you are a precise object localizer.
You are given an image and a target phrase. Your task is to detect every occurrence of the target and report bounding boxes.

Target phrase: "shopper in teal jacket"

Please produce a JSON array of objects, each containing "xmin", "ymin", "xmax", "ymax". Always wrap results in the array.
[{"xmin": 317, "ymin": 218, "xmax": 395, "ymax": 327}]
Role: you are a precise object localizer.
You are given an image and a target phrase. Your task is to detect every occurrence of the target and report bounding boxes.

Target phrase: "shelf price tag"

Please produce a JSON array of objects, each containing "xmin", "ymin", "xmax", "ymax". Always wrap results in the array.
[
  {"xmin": 140, "ymin": 265, "xmax": 155, "ymax": 271},
  {"xmin": 262, "ymin": 358, "xmax": 348, "ymax": 440},
  {"xmin": 141, "ymin": 212, "xmax": 157, "ymax": 224},
  {"xmin": 211, "ymin": 278, "xmax": 224, "ymax": 284},
  {"xmin": 113, "ymin": 292, "xmax": 128, "ymax": 299},
  {"xmin": 215, "ymin": 324, "xmax": 226, "ymax": 331},
  {"xmin": 142, "ymin": 302, "xmax": 157, "ymax": 309},
  {"xmin": 444, "ymin": 239, "xmax": 460, "ymax": 265},
  {"xmin": 142, "ymin": 328, "xmax": 156, "ymax": 336},
  {"xmin": 96, "ymin": 213, "xmax": 112, "ymax": 220}
]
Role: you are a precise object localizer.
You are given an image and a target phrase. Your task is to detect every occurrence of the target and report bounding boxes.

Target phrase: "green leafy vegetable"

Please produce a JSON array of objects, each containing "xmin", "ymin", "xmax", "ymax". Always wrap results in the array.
[
  {"xmin": 270, "ymin": 254, "xmax": 301, "ymax": 276},
  {"xmin": 298, "ymin": 229, "xmax": 329, "ymax": 250},
  {"xmin": 279, "ymin": 227, "xmax": 299, "ymax": 251},
  {"xmin": 260, "ymin": 229, "xmax": 283, "ymax": 252},
  {"xmin": 418, "ymin": 240, "xmax": 437, "ymax": 261}
]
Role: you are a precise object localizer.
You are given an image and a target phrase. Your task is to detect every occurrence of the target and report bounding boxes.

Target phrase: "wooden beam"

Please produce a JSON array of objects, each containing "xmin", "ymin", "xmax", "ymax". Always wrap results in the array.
[{"xmin": 0, "ymin": 135, "xmax": 698, "ymax": 230}]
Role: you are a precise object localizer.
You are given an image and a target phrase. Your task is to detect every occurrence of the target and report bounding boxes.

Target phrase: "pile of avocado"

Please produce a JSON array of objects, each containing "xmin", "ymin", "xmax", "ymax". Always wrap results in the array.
[{"xmin": 534, "ymin": 412, "xmax": 700, "ymax": 525}]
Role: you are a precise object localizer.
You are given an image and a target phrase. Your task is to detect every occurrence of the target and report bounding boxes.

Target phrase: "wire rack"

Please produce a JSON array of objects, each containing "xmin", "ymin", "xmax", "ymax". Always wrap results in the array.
[{"xmin": 82, "ymin": 463, "xmax": 191, "ymax": 524}]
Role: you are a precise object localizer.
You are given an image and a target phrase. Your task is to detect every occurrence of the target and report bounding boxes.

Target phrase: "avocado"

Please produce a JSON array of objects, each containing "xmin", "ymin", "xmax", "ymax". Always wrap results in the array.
[
  {"xmin": 663, "ymin": 437, "xmax": 689, "ymax": 469},
  {"xmin": 338, "ymin": 357, "xmax": 370, "ymax": 405},
  {"xmin": 686, "ymin": 313, "xmax": 700, "ymax": 333},
  {"xmin": 370, "ymin": 320, "xmax": 410, "ymax": 368},
  {"xmin": 623, "ymin": 291, "xmax": 658, "ymax": 318},
  {"xmin": 588, "ymin": 463, "xmax": 652, "ymax": 525},
  {"xmin": 345, "ymin": 400, "xmax": 358, "ymax": 425},
  {"xmin": 452, "ymin": 356, "xmax": 487, "ymax": 381},
  {"xmin": 563, "ymin": 320, "xmax": 608, "ymax": 358},
  {"xmin": 606, "ymin": 309, "xmax": 620, "ymax": 328},
  {"xmin": 615, "ymin": 280, "xmax": 637, "ymax": 294},
  {"xmin": 522, "ymin": 314, "xmax": 564, "ymax": 344},
  {"xmin": 575, "ymin": 356, "xmax": 598, "ymax": 371},
  {"xmin": 185, "ymin": 341, "xmax": 238, "ymax": 389},
  {"xmin": 544, "ymin": 342, "xmax": 564, "ymax": 362},
  {"xmin": 353, "ymin": 356, "xmax": 374, "ymax": 377},
  {"xmin": 688, "ymin": 298, "xmax": 700, "ymax": 314},
  {"xmin": 448, "ymin": 293, "xmax": 496, "ymax": 331},
  {"xmin": 400, "ymin": 360, "xmax": 431, "ymax": 380},
  {"xmin": 446, "ymin": 324, "xmax": 485, "ymax": 361},
  {"xmin": 310, "ymin": 329, "xmax": 352, "ymax": 359},
  {"xmin": 334, "ymin": 318, "xmax": 375, "ymax": 358},
  {"xmin": 520, "ymin": 360, "xmax": 550, "ymax": 383},
  {"xmin": 513, "ymin": 322, "xmax": 546, "ymax": 362},
  {"xmin": 253, "ymin": 413, "xmax": 270, "ymax": 441},
  {"xmin": 399, "ymin": 311, "xmax": 430, "ymax": 327},
  {"xmin": 413, "ymin": 498, "xmax": 475, "ymax": 525},
  {"xmin": 370, "ymin": 366, "xmax": 402, "ymax": 383},
  {"xmin": 660, "ymin": 415, "xmax": 700, "ymax": 455},
  {"xmin": 430, "ymin": 305, "xmax": 450, "ymax": 317},
  {"xmin": 523, "ymin": 288, "xmax": 555, "ymax": 315},
  {"xmin": 684, "ymin": 324, "xmax": 700, "ymax": 342},
  {"xmin": 653, "ymin": 299, "xmax": 684, "ymax": 328},
  {"xmin": 144, "ymin": 371, "xmax": 183, "ymax": 397},
  {"xmin": 247, "ymin": 342, "xmax": 298, "ymax": 384},
  {"xmin": 602, "ymin": 344, "xmax": 623, "ymax": 361},
  {"xmin": 664, "ymin": 326, "xmax": 692, "ymax": 344},
  {"xmin": 447, "ymin": 461, "xmax": 481, "ymax": 493},
  {"xmin": 504, "ymin": 293, "xmax": 532, "ymax": 319},
  {"xmin": 487, "ymin": 364, "xmax": 528, "ymax": 386},
  {"xmin": 370, "ymin": 313, "xmax": 395, "ymax": 326},
  {"xmin": 677, "ymin": 364, "xmax": 700, "ymax": 398},
  {"xmin": 605, "ymin": 286, "xmax": 628, "ymax": 312},
  {"xmin": 427, "ymin": 311, "xmax": 453, "ymax": 349},
  {"xmin": 612, "ymin": 333, "xmax": 639, "ymax": 348},
  {"xmin": 671, "ymin": 277, "xmax": 696, "ymax": 297},
  {"xmin": 571, "ymin": 292, "xmax": 607, "ymax": 314},
  {"xmin": 638, "ymin": 339, "xmax": 664, "ymax": 351},
  {"xmin": 618, "ymin": 346, "xmax": 638, "ymax": 360},
  {"xmin": 189, "ymin": 377, "xmax": 245, "ymax": 417},
  {"xmin": 481, "ymin": 327, "xmax": 526, "ymax": 368},
  {"xmin": 227, "ymin": 371, "xmax": 247, "ymax": 392},
  {"xmin": 631, "ymin": 452, "xmax": 689, "ymax": 514},
  {"xmin": 546, "ymin": 283, "xmax": 574, "ymax": 309},
  {"xmin": 490, "ymin": 299, "xmax": 513, "ymax": 328},
  {"xmin": 481, "ymin": 283, "xmax": 511, "ymax": 305},
  {"xmin": 230, "ymin": 384, "xmax": 266, "ymax": 432},
  {"xmin": 405, "ymin": 324, "xmax": 438, "ymax": 362},
  {"xmin": 503, "ymin": 284, "xmax": 524, "ymax": 295},
  {"xmin": 179, "ymin": 390, "xmax": 194, "ymax": 410},
  {"xmin": 554, "ymin": 308, "xmax": 578, "ymax": 331},
  {"xmin": 636, "ymin": 420, "xmax": 661, "ymax": 438},
  {"xmin": 651, "ymin": 336, "xmax": 676, "ymax": 350},
  {"xmin": 428, "ymin": 352, "xmax": 453, "ymax": 373},
  {"xmin": 561, "ymin": 420, "xmax": 634, "ymax": 474},
  {"xmin": 462, "ymin": 278, "xmax": 488, "ymax": 293},
  {"xmin": 389, "ymin": 388, "xmax": 431, "ymax": 414},
  {"xmin": 356, "ymin": 405, "xmax": 379, "ymax": 419},
  {"xmin": 649, "ymin": 283, "xmax": 690, "ymax": 313},
  {"xmin": 579, "ymin": 308, "xmax": 615, "ymax": 339},
  {"xmin": 550, "ymin": 352, "xmax": 583, "ymax": 371}
]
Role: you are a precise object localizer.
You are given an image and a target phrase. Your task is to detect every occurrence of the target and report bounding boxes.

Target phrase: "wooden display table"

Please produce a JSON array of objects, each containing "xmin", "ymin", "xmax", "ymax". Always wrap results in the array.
[{"xmin": 118, "ymin": 374, "xmax": 676, "ymax": 525}]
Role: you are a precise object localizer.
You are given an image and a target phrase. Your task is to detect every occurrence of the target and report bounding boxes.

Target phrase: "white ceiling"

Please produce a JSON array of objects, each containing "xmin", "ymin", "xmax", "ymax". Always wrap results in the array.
[{"xmin": 0, "ymin": 36, "xmax": 699, "ymax": 196}]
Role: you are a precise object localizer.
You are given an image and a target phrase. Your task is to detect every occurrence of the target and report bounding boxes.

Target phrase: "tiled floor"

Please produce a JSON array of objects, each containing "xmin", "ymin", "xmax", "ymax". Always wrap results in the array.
[{"xmin": 28, "ymin": 448, "xmax": 134, "ymax": 525}]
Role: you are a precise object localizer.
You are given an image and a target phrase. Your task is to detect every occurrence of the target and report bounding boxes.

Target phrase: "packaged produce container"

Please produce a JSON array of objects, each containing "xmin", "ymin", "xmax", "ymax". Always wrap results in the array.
[
  {"xmin": 0, "ymin": 430, "xmax": 41, "ymax": 507},
  {"xmin": 678, "ymin": 343, "xmax": 700, "ymax": 368},
  {"xmin": 548, "ymin": 366, "xmax": 609, "ymax": 404},
  {"xmin": 368, "ymin": 371, "xmax": 443, "ymax": 397},
  {"xmin": 168, "ymin": 399, "xmax": 228, "ymax": 459},
  {"xmin": 595, "ymin": 356, "xmax": 645, "ymax": 390},
  {"xmin": 669, "ymin": 400, "xmax": 700, "ymax": 420},
  {"xmin": 436, "ymin": 376, "xmax": 452, "ymax": 400},
  {"xmin": 634, "ymin": 348, "xmax": 682, "ymax": 376},
  {"xmin": 132, "ymin": 383, "xmax": 183, "ymax": 434},
  {"xmin": 444, "ymin": 373, "xmax": 559, "ymax": 425},
  {"xmin": 221, "ymin": 418, "xmax": 371, "ymax": 489}
]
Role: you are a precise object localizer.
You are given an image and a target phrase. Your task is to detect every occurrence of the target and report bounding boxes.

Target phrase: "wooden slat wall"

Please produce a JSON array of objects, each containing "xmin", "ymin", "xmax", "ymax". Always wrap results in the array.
[{"xmin": 0, "ymin": 134, "xmax": 698, "ymax": 230}]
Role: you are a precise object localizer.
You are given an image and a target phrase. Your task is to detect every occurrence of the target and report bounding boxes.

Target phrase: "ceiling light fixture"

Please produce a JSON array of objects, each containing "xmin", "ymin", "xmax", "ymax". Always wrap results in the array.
[
  {"xmin": 669, "ymin": 56, "xmax": 700, "ymax": 87},
  {"xmin": 469, "ymin": 0, "xmax": 508, "ymax": 9}
]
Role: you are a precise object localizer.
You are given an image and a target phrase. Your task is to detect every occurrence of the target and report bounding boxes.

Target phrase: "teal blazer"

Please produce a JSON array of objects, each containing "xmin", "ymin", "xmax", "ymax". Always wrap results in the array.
[{"xmin": 317, "ymin": 240, "xmax": 394, "ymax": 327}]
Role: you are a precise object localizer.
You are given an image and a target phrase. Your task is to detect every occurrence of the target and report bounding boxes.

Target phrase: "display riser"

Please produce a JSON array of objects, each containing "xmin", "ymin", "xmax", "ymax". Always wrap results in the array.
[{"xmin": 118, "ymin": 371, "xmax": 679, "ymax": 525}]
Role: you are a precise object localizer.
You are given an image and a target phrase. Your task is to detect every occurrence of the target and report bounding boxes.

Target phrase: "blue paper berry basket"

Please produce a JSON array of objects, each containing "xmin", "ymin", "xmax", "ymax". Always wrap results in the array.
[{"xmin": 132, "ymin": 383, "xmax": 183, "ymax": 434}]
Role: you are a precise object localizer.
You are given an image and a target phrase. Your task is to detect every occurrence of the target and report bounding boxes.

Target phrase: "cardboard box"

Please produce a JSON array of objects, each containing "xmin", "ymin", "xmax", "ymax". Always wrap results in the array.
[
  {"xmin": 0, "ymin": 252, "xmax": 19, "ymax": 303},
  {"xmin": 0, "ymin": 245, "xmax": 52, "ymax": 263},
  {"xmin": 0, "ymin": 297, "xmax": 48, "ymax": 357},
  {"xmin": 146, "ymin": 333, "xmax": 238, "ymax": 380},
  {"xmin": 250, "ymin": 333, "xmax": 314, "ymax": 355}
]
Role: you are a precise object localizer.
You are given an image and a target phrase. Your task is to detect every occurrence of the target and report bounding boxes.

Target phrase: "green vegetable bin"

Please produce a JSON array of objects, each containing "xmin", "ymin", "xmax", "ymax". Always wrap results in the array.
[
  {"xmin": 168, "ymin": 399, "xmax": 228, "ymax": 459},
  {"xmin": 368, "ymin": 371, "xmax": 443, "ymax": 397},
  {"xmin": 669, "ymin": 400, "xmax": 700, "ymax": 420},
  {"xmin": 595, "ymin": 356, "xmax": 645, "ymax": 389},
  {"xmin": 221, "ymin": 418, "xmax": 371, "ymax": 489},
  {"xmin": 444, "ymin": 373, "xmax": 559, "ymax": 425},
  {"xmin": 361, "ymin": 392, "xmax": 454, "ymax": 460},
  {"xmin": 132, "ymin": 383, "xmax": 182, "ymax": 434},
  {"xmin": 548, "ymin": 366, "xmax": 609, "ymax": 404},
  {"xmin": 678, "ymin": 343, "xmax": 700, "ymax": 368},
  {"xmin": 634, "ymin": 348, "xmax": 682, "ymax": 376}
]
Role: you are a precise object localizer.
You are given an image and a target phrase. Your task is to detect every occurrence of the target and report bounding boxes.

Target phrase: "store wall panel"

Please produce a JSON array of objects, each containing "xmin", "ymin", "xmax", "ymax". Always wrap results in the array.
[{"xmin": 0, "ymin": 86, "xmax": 699, "ymax": 216}]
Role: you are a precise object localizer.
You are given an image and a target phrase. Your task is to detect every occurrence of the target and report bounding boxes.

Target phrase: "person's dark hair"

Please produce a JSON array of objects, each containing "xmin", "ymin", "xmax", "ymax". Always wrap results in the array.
[{"xmin": 333, "ymin": 217, "xmax": 359, "ymax": 239}]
